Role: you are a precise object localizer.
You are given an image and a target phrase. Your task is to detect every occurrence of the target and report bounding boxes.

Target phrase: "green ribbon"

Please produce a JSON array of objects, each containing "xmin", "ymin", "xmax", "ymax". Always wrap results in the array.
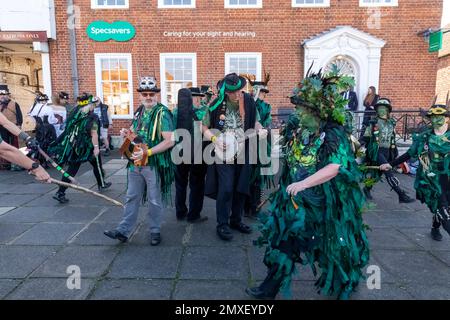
[{"xmin": 209, "ymin": 79, "xmax": 242, "ymax": 112}]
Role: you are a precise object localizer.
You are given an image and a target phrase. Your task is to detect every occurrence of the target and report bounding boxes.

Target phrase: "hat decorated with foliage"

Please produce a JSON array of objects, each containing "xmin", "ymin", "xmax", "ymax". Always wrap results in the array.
[{"xmin": 289, "ymin": 63, "xmax": 355, "ymax": 125}]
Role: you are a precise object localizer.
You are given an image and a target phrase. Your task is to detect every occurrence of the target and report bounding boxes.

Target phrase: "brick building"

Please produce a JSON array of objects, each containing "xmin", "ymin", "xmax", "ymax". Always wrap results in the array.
[
  {"xmin": 436, "ymin": 0, "xmax": 449, "ymax": 104},
  {"xmin": 1, "ymin": 0, "xmax": 446, "ymax": 135}
]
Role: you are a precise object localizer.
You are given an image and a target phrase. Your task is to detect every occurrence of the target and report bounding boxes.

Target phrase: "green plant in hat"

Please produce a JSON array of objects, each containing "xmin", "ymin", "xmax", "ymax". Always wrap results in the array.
[{"xmin": 290, "ymin": 63, "xmax": 355, "ymax": 125}]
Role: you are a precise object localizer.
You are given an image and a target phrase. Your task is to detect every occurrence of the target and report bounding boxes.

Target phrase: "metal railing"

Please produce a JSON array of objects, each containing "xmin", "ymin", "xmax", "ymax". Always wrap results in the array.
[{"xmin": 270, "ymin": 108, "xmax": 428, "ymax": 143}]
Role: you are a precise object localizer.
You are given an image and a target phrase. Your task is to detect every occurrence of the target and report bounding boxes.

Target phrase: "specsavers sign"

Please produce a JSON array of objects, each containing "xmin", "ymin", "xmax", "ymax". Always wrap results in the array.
[{"xmin": 87, "ymin": 21, "xmax": 135, "ymax": 42}]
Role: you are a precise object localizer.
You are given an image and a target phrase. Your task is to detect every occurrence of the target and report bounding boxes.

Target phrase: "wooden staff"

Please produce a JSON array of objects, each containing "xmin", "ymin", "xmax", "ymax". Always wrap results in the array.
[
  {"xmin": 50, "ymin": 178, "xmax": 123, "ymax": 207},
  {"xmin": 359, "ymin": 165, "xmax": 382, "ymax": 170},
  {"xmin": 37, "ymin": 147, "xmax": 78, "ymax": 184}
]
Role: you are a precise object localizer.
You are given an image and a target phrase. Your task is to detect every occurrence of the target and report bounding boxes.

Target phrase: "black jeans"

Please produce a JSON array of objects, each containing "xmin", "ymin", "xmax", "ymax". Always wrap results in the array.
[
  {"xmin": 216, "ymin": 163, "xmax": 246, "ymax": 227},
  {"xmin": 57, "ymin": 154, "xmax": 106, "ymax": 194},
  {"xmin": 175, "ymin": 163, "xmax": 207, "ymax": 220},
  {"xmin": 438, "ymin": 174, "xmax": 450, "ymax": 208}
]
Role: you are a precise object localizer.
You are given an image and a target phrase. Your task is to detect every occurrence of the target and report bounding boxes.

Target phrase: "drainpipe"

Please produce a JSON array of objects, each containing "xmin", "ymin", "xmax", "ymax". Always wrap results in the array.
[{"xmin": 67, "ymin": 0, "xmax": 79, "ymax": 98}]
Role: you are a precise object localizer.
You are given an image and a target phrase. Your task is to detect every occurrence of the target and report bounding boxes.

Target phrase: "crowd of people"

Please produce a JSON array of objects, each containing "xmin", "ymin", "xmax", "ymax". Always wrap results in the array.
[{"xmin": 0, "ymin": 66, "xmax": 449, "ymax": 300}]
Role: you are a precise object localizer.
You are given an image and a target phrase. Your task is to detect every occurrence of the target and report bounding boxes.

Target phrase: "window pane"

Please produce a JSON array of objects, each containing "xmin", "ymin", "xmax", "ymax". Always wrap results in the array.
[
  {"xmin": 120, "ymin": 70, "xmax": 128, "ymax": 81},
  {"xmin": 102, "ymin": 83, "xmax": 111, "ymax": 95},
  {"xmin": 107, "ymin": 0, "xmax": 116, "ymax": 5},
  {"xmin": 248, "ymin": 58, "xmax": 256, "ymax": 70},
  {"xmin": 119, "ymin": 59, "xmax": 127, "ymax": 70},
  {"xmin": 184, "ymin": 69, "xmax": 192, "ymax": 80},
  {"xmin": 174, "ymin": 58, "xmax": 183, "ymax": 70},
  {"xmin": 109, "ymin": 59, "xmax": 118, "ymax": 70},
  {"xmin": 184, "ymin": 58, "xmax": 192, "ymax": 69},
  {"xmin": 110, "ymin": 70, "xmax": 119, "ymax": 81},
  {"xmin": 101, "ymin": 70, "xmax": 109, "ymax": 80},
  {"xmin": 174, "ymin": 69, "xmax": 183, "ymax": 80},
  {"xmin": 101, "ymin": 59, "xmax": 109, "ymax": 70},
  {"xmin": 239, "ymin": 58, "xmax": 247, "ymax": 71}
]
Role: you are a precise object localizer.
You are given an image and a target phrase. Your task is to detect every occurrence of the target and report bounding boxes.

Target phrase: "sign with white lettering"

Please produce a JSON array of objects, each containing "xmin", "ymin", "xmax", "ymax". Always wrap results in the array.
[
  {"xmin": 86, "ymin": 21, "xmax": 136, "ymax": 42},
  {"xmin": 0, "ymin": 31, "xmax": 47, "ymax": 42}
]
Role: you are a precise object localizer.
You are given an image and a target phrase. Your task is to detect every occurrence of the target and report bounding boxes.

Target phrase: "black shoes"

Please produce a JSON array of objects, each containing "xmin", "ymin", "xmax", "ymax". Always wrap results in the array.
[
  {"xmin": 98, "ymin": 182, "xmax": 112, "ymax": 191},
  {"xmin": 363, "ymin": 186, "xmax": 373, "ymax": 200},
  {"xmin": 245, "ymin": 287, "xmax": 277, "ymax": 300},
  {"xmin": 431, "ymin": 227, "xmax": 443, "ymax": 241},
  {"xmin": 217, "ymin": 225, "xmax": 233, "ymax": 241},
  {"xmin": 150, "ymin": 233, "xmax": 161, "ymax": 246},
  {"xmin": 217, "ymin": 222, "xmax": 252, "ymax": 241},
  {"xmin": 230, "ymin": 222, "xmax": 252, "ymax": 234},
  {"xmin": 53, "ymin": 192, "xmax": 69, "ymax": 203},
  {"xmin": 187, "ymin": 216, "xmax": 208, "ymax": 224},
  {"xmin": 397, "ymin": 190, "xmax": 415, "ymax": 203},
  {"xmin": 103, "ymin": 149, "xmax": 110, "ymax": 157},
  {"xmin": 103, "ymin": 230, "xmax": 128, "ymax": 243}
]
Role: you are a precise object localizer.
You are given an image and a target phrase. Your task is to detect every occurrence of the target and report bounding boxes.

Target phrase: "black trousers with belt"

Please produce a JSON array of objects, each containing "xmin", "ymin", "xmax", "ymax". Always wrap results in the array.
[
  {"xmin": 57, "ymin": 154, "xmax": 106, "ymax": 194},
  {"xmin": 175, "ymin": 163, "xmax": 207, "ymax": 220},
  {"xmin": 215, "ymin": 163, "xmax": 246, "ymax": 227}
]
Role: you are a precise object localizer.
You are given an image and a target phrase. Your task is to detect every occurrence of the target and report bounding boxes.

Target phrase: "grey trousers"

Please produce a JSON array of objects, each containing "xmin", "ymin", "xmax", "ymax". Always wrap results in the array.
[{"xmin": 117, "ymin": 166, "xmax": 164, "ymax": 236}]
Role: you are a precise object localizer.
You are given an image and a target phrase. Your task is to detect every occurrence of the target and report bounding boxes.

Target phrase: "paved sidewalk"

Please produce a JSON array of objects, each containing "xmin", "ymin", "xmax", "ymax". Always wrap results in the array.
[{"xmin": 0, "ymin": 156, "xmax": 449, "ymax": 300}]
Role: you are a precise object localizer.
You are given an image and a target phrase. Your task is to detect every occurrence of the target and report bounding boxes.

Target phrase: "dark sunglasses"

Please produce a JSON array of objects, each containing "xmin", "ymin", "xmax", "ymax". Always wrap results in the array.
[{"xmin": 141, "ymin": 93, "xmax": 156, "ymax": 97}]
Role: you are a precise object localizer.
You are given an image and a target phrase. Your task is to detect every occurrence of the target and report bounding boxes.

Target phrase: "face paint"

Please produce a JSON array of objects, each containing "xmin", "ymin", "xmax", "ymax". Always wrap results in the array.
[
  {"xmin": 377, "ymin": 106, "xmax": 389, "ymax": 119},
  {"xmin": 298, "ymin": 106, "xmax": 320, "ymax": 132},
  {"xmin": 431, "ymin": 115, "xmax": 446, "ymax": 129}
]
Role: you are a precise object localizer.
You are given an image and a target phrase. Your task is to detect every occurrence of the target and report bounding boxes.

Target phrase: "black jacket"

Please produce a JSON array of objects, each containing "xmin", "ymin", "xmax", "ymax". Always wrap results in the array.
[
  {"xmin": 341, "ymin": 90, "xmax": 358, "ymax": 111},
  {"xmin": 205, "ymin": 93, "xmax": 257, "ymax": 199}
]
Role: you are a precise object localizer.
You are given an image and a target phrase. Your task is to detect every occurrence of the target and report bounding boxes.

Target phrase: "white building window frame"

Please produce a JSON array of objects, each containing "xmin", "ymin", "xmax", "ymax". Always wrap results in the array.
[
  {"xmin": 225, "ymin": 52, "xmax": 262, "ymax": 81},
  {"xmin": 91, "ymin": 0, "xmax": 129, "ymax": 9},
  {"xmin": 292, "ymin": 0, "xmax": 330, "ymax": 8},
  {"xmin": 224, "ymin": 0, "xmax": 263, "ymax": 9},
  {"xmin": 160, "ymin": 53, "xmax": 197, "ymax": 110},
  {"xmin": 359, "ymin": 0, "xmax": 398, "ymax": 7},
  {"xmin": 95, "ymin": 53, "xmax": 134, "ymax": 120},
  {"xmin": 158, "ymin": 0, "xmax": 196, "ymax": 9}
]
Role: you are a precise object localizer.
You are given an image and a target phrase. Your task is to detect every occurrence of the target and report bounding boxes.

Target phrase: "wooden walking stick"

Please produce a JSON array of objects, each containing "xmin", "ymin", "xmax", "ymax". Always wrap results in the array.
[
  {"xmin": 49, "ymin": 178, "xmax": 124, "ymax": 207},
  {"xmin": 35, "ymin": 146, "xmax": 78, "ymax": 184}
]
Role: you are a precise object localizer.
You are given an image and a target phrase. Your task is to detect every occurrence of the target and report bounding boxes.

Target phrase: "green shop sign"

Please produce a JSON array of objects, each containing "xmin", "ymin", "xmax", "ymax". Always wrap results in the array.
[
  {"xmin": 87, "ymin": 21, "xmax": 135, "ymax": 42},
  {"xmin": 428, "ymin": 31, "xmax": 442, "ymax": 53}
]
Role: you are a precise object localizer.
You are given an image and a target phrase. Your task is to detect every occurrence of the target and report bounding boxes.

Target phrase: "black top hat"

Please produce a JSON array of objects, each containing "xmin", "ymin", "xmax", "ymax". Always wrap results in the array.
[
  {"xmin": 189, "ymin": 87, "xmax": 205, "ymax": 97},
  {"xmin": 200, "ymin": 85, "xmax": 213, "ymax": 96},
  {"xmin": 0, "ymin": 84, "xmax": 10, "ymax": 95},
  {"xmin": 422, "ymin": 104, "xmax": 450, "ymax": 117},
  {"xmin": 217, "ymin": 73, "xmax": 247, "ymax": 93},
  {"xmin": 137, "ymin": 76, "xmax": 160, "ymax": 93},
  {"xmin": 59, "ymin": 91, "xmax": 69, "ymax": 100},
  {"xmin": 374, "ymin": 98, "xmax": 392, "ymax": 113},
  {"xmin": 37, "ymin": 93, "xmax": 49, "ymax": 101}
]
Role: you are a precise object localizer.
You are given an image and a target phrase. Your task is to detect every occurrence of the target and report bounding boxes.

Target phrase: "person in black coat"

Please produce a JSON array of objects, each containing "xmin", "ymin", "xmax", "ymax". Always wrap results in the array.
[
  {"xmin": 341, "ymin": 86, "xmax": 358, "ymax": 111},
  {"xmin": 202, "ymin": 73, "xmax": 268, "ymax": 241}
]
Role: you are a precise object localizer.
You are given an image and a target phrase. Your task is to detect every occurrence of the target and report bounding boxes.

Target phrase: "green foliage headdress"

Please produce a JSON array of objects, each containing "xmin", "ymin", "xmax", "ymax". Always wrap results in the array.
[{"xmin": 290, "ymin": 63, "xmax": 355, "ymax": 125}]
